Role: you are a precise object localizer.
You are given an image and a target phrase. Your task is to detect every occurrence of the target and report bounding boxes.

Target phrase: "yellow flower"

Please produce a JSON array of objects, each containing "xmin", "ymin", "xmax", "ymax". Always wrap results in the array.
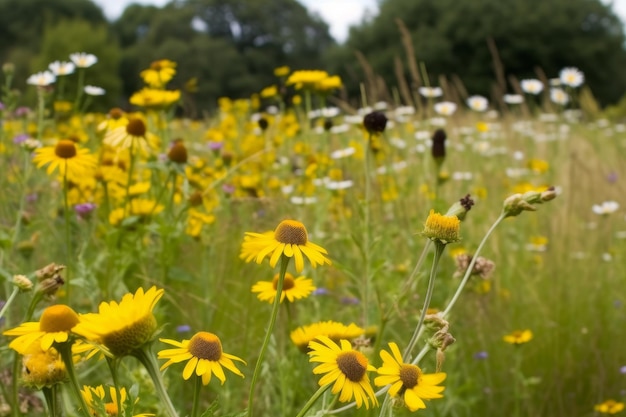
[
  {"xmin": 595, "ymin": 399, "xmax": 625, "ymax": 414},
  {"xmin": 308, "ymin": 336, "xmax": 378, "ymax": 409},
  {"xmin": 260, "ymin": 85, "xmax": 278, "ymax": 98},
  {"xmin": 130, "ymin": 88, "xmax": 180, "ymax": 109},
  {"xmin": 316, "ymin": 75, "xmax": 342, "ymax": 92},
  {"xmin": 251, "ymin": 272, "xmax": 316, "ymax": 303},
  {"xmin": 3, "ymin": 304, "xmax": 80, "ymax": 354},
  {"xmin": 21, "ymin": 344, "xmax": 66, "ymax": 388},
  {"xmin": 81, "ymin": 385, "xmax": 153, "ymax": 417},
  {"xmin": 158, "ymin": 332, "xmax": 245, "ymax": 385},
  {"xmin": 527, "ymin": 158, "xmax": 549, "ymax": 174},
  {"xmin": 185, "ymin": 208, "xmax": 215, "ymax": 238},
  {"xmin": 422, "ymin": 209, "xmax": 461, "ymax": 244},
  {"xmin": 503, "ymin": 329, "xmax": 533, "ymax": 345},
  {"xmin": 374, "ymin": 342, "xmax": 446, "ymax": 412},
  {"xmin": 240, "ymin": 219, "xmax": 331, "ymax": 272},
  {"xmin": 286, "ymin": 70, "xmax": 329, "ymax": 90},
  {"xmin": 73, "ymin": 287, "xmax": 164, "ymax": 357},
  {"xmin": 108, "ymin": 199, "xmax": 164, "ymax": 226},
  {"xmin": 290, "ymin": 321, "xmax": 365, "ymax": 352},
  {"xmin": 140, "ymin": 59, "xmax": 176, "ymax": 88},
  {"xmin": 274, "ymin": 66, "xmax": 290, "ymax": 77},
  {"xmin": 32, "ymin": 140, "xmax": 97, "ymax": 180},
  {"xmin": 103, "ymin": 117, "xmax": 159, "ymax": 155}
]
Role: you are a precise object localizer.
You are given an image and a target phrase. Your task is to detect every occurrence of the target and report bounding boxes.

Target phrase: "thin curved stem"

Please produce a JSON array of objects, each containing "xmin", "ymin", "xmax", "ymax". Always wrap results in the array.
[
  {"xmin": 63, "ymin": 165, "xmax": 72, "ymax": 301},
  {"xmin": 42, "ymin": 385, "xmax": 58, "ymax": 417},
  {"xmin": 442, "ymin": 213, "xmax": 505, "ymax": 317},
  {"xmin": 57, "ymin": 342, "xmax": 92, "ymax": 417},
  {"xmin": 0, "ymin": 288, "xmax": 19, "ymax": 321},
  {"xmin": 133, "ymin": 346, "xmax": 179, "ymax": 417},
  {"xmin": 190, "ymin": 375, "xmax": 203, "ymax": 417},
  {"xmin": 247, "ymin": 255, "xmax": 290, "ymax": 417},
  {"xmin": 294, "ymin": 384, "xmax": 330, "ymax": 417},
  {"xmin": 403, "ymin": 241, "xmax": 445, "ymax": 361}
]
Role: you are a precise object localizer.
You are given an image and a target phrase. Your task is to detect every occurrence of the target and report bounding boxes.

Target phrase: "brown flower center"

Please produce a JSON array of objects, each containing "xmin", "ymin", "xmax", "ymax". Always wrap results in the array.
[
  {"xmin": 273, "ymin": 273, "xmax": 295, "ymax": 291},
  {"xmin": 188, "ymin": 191, "xmax": 203, "ymax": 206},
  {"xmin": 54, "ymin": 140, "xmax": 77, "ymax": 159},
  {"xmin": 336, "ymin": 351, "xmax": 368, "ymax": 382},
  {"xmin": 126, "ymin": 118, "xmax": 146, "ymax": 137},
  {"xmin": 188, "ymin": 332, "xmax": 223, "ymax": 361},
  {"xmin": 167, "ymin": 140, "xmax": 188, "ymax": 164},
  {"xmin": 399, "ymin": 364, "xmax": 421, "ymax": 389},
  {"xmin": 109, "ymin": 108, "xmax": 124, "ymax": 119},
  {"xmin": 39, "ymin": 305, "xmax": 80, "ymax": 333},
  {"xmin": 274, "ymin": 220, "xmax": 308, "ymax": 245}
]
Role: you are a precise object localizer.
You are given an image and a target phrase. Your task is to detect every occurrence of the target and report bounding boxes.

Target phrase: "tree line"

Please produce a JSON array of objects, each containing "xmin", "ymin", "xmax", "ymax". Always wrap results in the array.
[{"xmin": 0, "ymin": 0, "xmax": 625, "ymax": 114}]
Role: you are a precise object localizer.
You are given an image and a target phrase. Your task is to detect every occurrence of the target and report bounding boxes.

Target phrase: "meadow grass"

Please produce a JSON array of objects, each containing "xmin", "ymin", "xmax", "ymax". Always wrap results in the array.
[{"xmin": 0, "ymin": 62, "xmax": 625, "ymax": 417}]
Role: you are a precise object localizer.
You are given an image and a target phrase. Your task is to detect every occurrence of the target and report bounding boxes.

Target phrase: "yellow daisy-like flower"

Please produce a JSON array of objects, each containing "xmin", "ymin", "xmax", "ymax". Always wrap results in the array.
[
  {"xmin": 103, "ymin": 117, "xmax": 159, "ymax": 155},
  {"xmin": 140, "ymin": 59, "xmax": 177, "ymax": 88},
  {"xmin": 308, "ymin": 336, "xmax": 378, "ymax": 409},
  {"xmin": 374, "ymin": 342, "xmax": 446, "ymax": 412},
  {"xmin": 73, "ymin": 287, "xmax": 164, "ymax": 357},
  {"xmin": 32, "ymin": 140, "xmax": 97, "ymax": 180},
  {"xmin": 81, "ymin": 385, "xmax": 153, "ymax": 417},
  {"xmin": 251, "ymin": 272, "xmax": 316, "ymax": 303},
  {"xmin": 158, "ymin": 331, "xmax": 246, "ymax": 386},
  {"xmin": 286, "ymin": 70, "xmax": 329, "ymax": 90},
  {"xmin": 595, "ymin": 399, "xmax": 625, "ymax": 414},
  {"xmin": 274, "ymin": 66, "xmax": 290, "ymax": 77},
  {"xmin": 503, "ymin": 329, "xmax": 533, "ymax": 345},
  {"xmin": 240, "ymin": 219, "xmax": 331, "ymax": 272},
  {"xmin": 290, "ymin": 321, "xmax": 364, "ymax": 352},
  {"xmin": 3, "ymin": 304, "xmax": 80, "ymax": 354},
  {"xmin": 109, "ymin": 199, "xmax": 164, "ymax": 226},
  {"xmin": 130, "ymin": 88, "xmax": 181, "ymax": 109},
  {"xmin": 316, "ymin": 75, "xmax": 342, "ymax": 92},
  {"xmin": 422, "ymin": 209, "xmax": 461, "ymax": 244},
  {"xmin": 21, "ymin": 344, "xmax": 66, "ymax": 388}
]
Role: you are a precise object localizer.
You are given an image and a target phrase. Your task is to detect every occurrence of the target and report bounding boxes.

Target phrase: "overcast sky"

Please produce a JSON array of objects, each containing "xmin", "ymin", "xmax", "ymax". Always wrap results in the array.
[{"xmin": 92, "ymin": 0, "xmax": 626, "ymax": 43}]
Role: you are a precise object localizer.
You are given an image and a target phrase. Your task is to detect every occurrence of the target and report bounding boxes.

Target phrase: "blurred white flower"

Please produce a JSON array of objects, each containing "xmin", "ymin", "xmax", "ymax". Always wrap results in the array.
[
  {"xmin": 330, "ymin": 147, "xmax": 355, "ymax": 159},
  {"xmin": 26, "ymin": 71, "xmax": 56, "ymax": 87},
  {"xmin": 550, "ymin": 88, "xmax": 569, "ymax": 105},
  {"xmin": 592, "ymin": 201, "xmax": 619, "ymax": 215},
  {"xmin": 418, "ymin": 86, "xmax": 443, "ymax": 98},
  {"xmin": 48, "ymin": 61, "xmax": 75, "ymax": 76},
  {"xmin": 503, "ymin": 94, "xmax": 524, "ymax": 104},
  {"xmin": 520, "ymin": 79, "xmax": 544, "ymax": 95},
  {"xmin": 434, "ymin": 101, "xmax": 457, "ymax": 116},
  {"xmin": 84, "ymin": 85, "xmax": 105, "ymax": 96},
  {"xmin": 467, "ymin": 95, "xmax": 488, "ymax": 112},
  {"xmin": 70, "ymin": 52, "xmax": 98, "ymax": 68},
  {"xmin": 559, "ymin": 67, "xmax": 584, "ymax": 88}
]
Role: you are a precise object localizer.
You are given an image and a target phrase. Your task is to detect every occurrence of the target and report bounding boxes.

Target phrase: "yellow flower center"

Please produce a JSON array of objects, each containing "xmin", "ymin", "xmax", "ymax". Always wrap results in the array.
[
  {"xmin": 274, "ymin": 220, "xmax": 308, "ymax": 245},
  {"xmin": 104, "ymin": 403, "xmax": 118, "ymax": 416},
  {"xmin": 399, "ymin": 364, "xmax": 422, "ymax": 389},
  {"xmin": 54, "ymin": 140, "xmax": 77, "ymax": 159},
  {"xmin": 188, "ymin": 332, "xmax": 223, "ymax": 361},
  {"xmin": 336, "ymin": 351, "xmax": 368, "ymax": 382},
  {"xmin": 126, "ymin": 118, "xmax": 146, "ymax": 137},
  {"xmin": 423, "ymin": 210, "xmax": 460, "ymax": 243},
  {"xmin": 39, "ymin": 305, "xmax": 80, "ymax": 333},
  {"xmin": 101, "ymin": 314, "xmax": 157, "ymax": 357},
  {"xmin": 273, "ymin": 273, "xmax": 295, "ymax": 291}
]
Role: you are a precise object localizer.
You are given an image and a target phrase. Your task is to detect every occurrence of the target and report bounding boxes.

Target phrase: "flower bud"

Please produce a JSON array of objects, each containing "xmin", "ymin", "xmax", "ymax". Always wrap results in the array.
[
  {"xmin": 445, "ymin": 194, "xmax": 474, "ymax": 221},
  {"xmin": 12, "ymin": 274, "xmax": 33, "ymax": 291},
  {"xmin": 363, "ymin": 111, "xmax": 387, "ymax": 134}
]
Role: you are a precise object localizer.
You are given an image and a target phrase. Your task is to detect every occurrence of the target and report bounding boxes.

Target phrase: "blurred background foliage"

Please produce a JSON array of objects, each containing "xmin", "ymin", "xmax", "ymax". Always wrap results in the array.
[{"xmin": 1, "ymin": 0, "xmax": 626, "ymax": 114}]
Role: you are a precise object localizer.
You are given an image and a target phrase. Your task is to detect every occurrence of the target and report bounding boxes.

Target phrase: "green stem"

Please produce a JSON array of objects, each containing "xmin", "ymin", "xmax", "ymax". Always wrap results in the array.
[
  {"xmin": 74, "ymin": 69, "xmax": 85, "ymax": 112},
  {"xmin": 0, "ymin": 288, "xmax": 19, "ymax": 320},
  {"xmin": 57, "ymin": 342, "xmax": 92, "ymax": 417},
  {"xmin": 133, "ymin": 346, "xmax": 179, "ymax": 417},
  {"xmin": 36, "ymin": 88, "xmax": 45, "ymax": 141},
  {"xmin": 106, "ymin": 358, "xmax": 122, "ymax": 417},
  {"xmin": 190, "ymin": 375, "xmax": 202, "ymax": 417},
  {"xmin": 403, "ymin": 241, "xmax": 445, "ymax": 361},
  {"xmin": 247, "ymin": 255, "xmax": 290, "ymax": 417},
  {"xmin": 42, "ymin": 385, "xmax": 58, "ymax": 417},
  {"xmin": 362, "ymin": 132, "xmax": 372, "ymax": 327},
  {"xmin": 294, "ymin": 384, "xmax": 331, "ymax": 417},
  {"xmin": 442, "ymin": 213, "xmax": 505, "ymax": 317},
  {"xmin": 11, "ymin": 352, "xmax": 20, "ymax": 417},
  {"xmin": 63, "ymin": 164, "xmax": 72, "ymax": 301}
]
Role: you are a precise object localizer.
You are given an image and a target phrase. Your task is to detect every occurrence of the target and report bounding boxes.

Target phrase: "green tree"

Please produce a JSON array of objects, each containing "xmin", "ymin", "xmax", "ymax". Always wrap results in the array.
[
  {"xmin": 114, "ymin": 0, "xmax": 334, "ymax": 112},
  {"xmin": 334, "ymin": 0, "xmax": 626, "ymax": 106}
]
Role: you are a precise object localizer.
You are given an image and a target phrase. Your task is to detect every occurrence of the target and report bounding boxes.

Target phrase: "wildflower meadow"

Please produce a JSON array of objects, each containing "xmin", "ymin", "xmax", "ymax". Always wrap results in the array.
[{"xmin": 0, "ymin": 48, "xmax": 625, "ymax": 417}]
